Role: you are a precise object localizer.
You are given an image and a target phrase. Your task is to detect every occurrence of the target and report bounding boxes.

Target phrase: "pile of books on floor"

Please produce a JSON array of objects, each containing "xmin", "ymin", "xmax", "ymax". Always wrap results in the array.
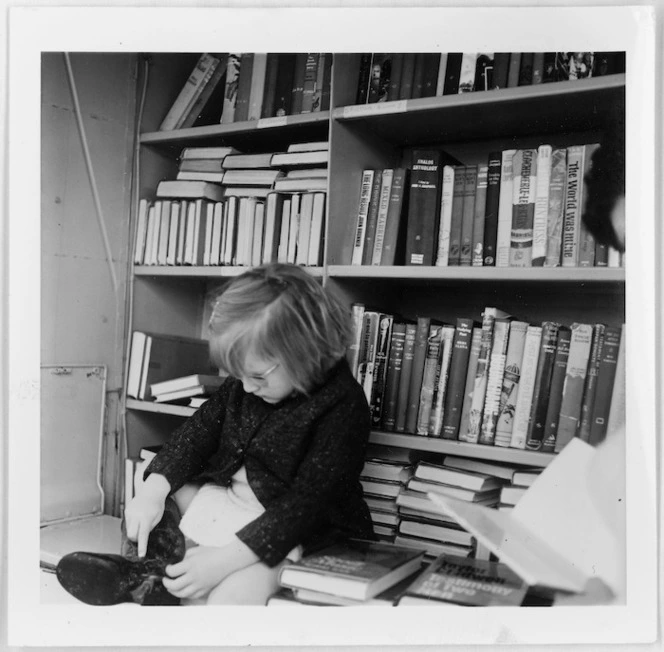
[
  {"xmin": 350, "ymin": 144, "xmax": 624, "ymax": 269},
  {"xmin": 350, "ymin": 304, "xmax": 624, "ymax": 452},
  {"xmin": 159, "ymin": 52, "xmax": 333, "ymax": 131},
  {"xmin": 354, "ymin": 52, "xmax": 625, "ymax": 103},
  {"xmin": 134, "ymin": 142, "xmax": 328, "ymax": 268}
]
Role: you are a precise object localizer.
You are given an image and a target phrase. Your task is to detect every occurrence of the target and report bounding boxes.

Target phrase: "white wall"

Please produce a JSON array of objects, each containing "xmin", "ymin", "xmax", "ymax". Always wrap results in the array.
[{"xmin": 41, "ymin": 53, "xmax": 137, "ymax": 513}]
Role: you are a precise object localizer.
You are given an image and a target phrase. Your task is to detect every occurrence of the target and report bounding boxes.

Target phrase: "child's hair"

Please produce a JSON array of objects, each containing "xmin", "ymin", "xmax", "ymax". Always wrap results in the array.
[{"xmin": 208, "ymin": 263, "xmax": 352, "ymax": 393}]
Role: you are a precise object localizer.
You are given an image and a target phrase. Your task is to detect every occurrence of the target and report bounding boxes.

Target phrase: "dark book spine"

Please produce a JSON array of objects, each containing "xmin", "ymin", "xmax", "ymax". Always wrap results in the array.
[
  {"xmin": 356, "ymin": 53, "xmax": 372, "ymax": 104},
  {"xmin": 525, "ymin": 322, "xmax": 561, "ymax": 451},
  {"xmin": 234, "ymin": 53, "xmax": 254, "ymax": 122},
  {"xmin": 405, "ymin": 316, "xmax": 432, "ymax": 434},
  {"xmin": 440, "ymin": 318, "xmax": 474, "ymax": 440},
  {"xmin": 399, "ymin": 54, "xmax": 417, "ymax": 99},
  {"xmin": 395, "ymin": 323, "xmax": 418, "ymax": 432},
  {"xmin": 447, "ymin": 165, "xmax": 466, "ymax": 266},
  {"xmin": 320, "ymin": 53, "xmax": 333, "ymax": 111},
  {"xmin": 507, "ymin": 52, "xmax": 522, "ymax": 87},
  {"xmin": 588, "ymin": 325, "xmax": 622, "ymax": 445},
  {"xmin": 273, "ymin": 53, "xmax": 296, "ymax": 117},
  {"xmin": 362, "ymin": 170, "xmax": 384, "ymax": 265},
  {"xmin": 410, "ymin": 53, "xmax": 426, "ymax": 99},
  {"xmin": 387, "ymin": 53, "xmax": 404, "ymax": 101},
  {"xmin": 592, "ymin": 51, "xmax": 626, "ymax": 76},
  {"xmin": 540, "ymin": 327, "xmax": 571, "ymax": 453},
  {"xmin": 531, "ymin": 52, "xmax": 545, "ymax": 84},
  {"xmin": 442, "ymin": 53, "xmax": 463, "ymax": 95},
  {"xmin": 577, "ymin": 323, "xmax": 606, "ymax": 442},
  {"xmin": 518, "ymin": 52, "xmax": 534, "ymax": 86},
  {"xmin": 260, "ymin": 53, "xmax": 280, "ymax": 118},
  {"xmin": 491, "ymin": 53, "xmax": 511, "ymax": 89},
  {"xmin": 594, "ymin": 242, "xmax": 609, "ymax": 267},
  {"xmin": 405, "ymin": 151, "xmax": 443, "ymax": 266},
  {"xmin": 370, "ymin": 314, "xmax": 394, "ymax": 427},
  {"xmin": 300, "ymin": 53, "xmax": 320, "ymax": 113},
  {"xmin": 542, "ymin": 52, "xmax": 557, "ymax": 83},
  {"xmin": 291, "ymin": 53, "xmax": 308, "ymax": 114},
  {"xmin": 471, "ymin": 165, "xmax": 489, "ymax": 266},
  {"xmin": 381, "ymin": 322, "xmax": 407, "ymax": 431},
  {"xmin": 459, "ymin": 164, "xmax": 478, "ymax": 266},
  {"xmin": 379, "ymin": 168, "xmax": 409, "ymax": 266},
  {"xmin": 482, "ymin": 152, "xmax": 502, "ymax": 266},
  {"xmin": 420, "ymin": 53, "xmax": 441, "ymax": 97}
]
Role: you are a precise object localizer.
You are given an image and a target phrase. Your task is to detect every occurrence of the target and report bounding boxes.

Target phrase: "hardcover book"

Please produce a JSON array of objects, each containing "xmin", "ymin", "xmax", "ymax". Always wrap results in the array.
[
  {"xmin": 427, "ymin": 324, "xmax": 456, "ymax": 436},
  {"xmin": 351, "ymin": 170, "xmax": 375, "ymax": 265},
  {"xmin": 457, "ymin": 326, "xmax": 483, "ymax": 440},
  {"xmin": 435, "ymin": 165, "xmax": 456, "ymax": 266},
  {"xmin": 561, "ymin": 145, "xmax": 585, "ymax": 267},
  {"xmin": 378, "ymin": 168, "xmax": 409, "ymax": 266},
  {"xmin": 544, "ymin": 148, "xmax": 567, "ymax": 267},
  {"xmin": 361, "ymin": 170, "xmax": 384, "ymax": 265},
  {"xmin": 416, "ymin": 324, "xmax": 444, "ymax": 436},
  {"xmin": 541, "ymin": 326, "xmax": 572, "ymax": 453},
  {"xmin": 446, "ymin": 165, "xmax": 466, "ymax": 266},
  {"xmin": 369, "ymin": 169, "xmax": 394, "ymax": 265},
  {"xmin": 381, "ymin": 322, "xmax": 407, "ymax": 431},
  {"xmin": 459, "ymin": 164, "xmax": 478, "ymax": 266},
  {"xmin": 482, "ymin": 151, "xmax": 502, "ymax": 266},
  {"xmin": 404, "ymin": 316, "xmax": 432, "ymax": 434},
  {"xmin": 394, "ymin": 322, "xmax": 418, "ymax": 433},
  {"xmin": 577, "ymin": 323, "xmax": 606, "ymax": 442},
  {"xmin": 531, "ymin": 145, "xmax": 552, "ymax": 266},
  {"xmin": 495, "ymin": 149, "xmax": 517, "ymax": 267},
  {"xmin": 509, "ymin": 148, "xmax": 537, "ymax": 267},
  {"xmin": 471, "ymin": 164, "xmax": 489, "ymax": 266}
]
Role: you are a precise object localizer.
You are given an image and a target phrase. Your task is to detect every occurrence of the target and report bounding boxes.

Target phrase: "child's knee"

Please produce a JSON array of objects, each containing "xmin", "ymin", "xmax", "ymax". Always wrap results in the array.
[{"xmin": 206, "ymin": 563, "xmax": 282, "ymax": 606}]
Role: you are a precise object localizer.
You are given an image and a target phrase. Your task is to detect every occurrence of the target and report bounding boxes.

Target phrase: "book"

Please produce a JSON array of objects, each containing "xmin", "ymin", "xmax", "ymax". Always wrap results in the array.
[
  {"xmin": 531, "ymin": 145, "xmax": 552, "ymax": 266},
  {"xmin": 351, "ymin": 170, "xmax": 375, "ymax": 265},
  {"xmin": 555, "ymin": 323, "xmax": 593, "ymax": 452},
  {"xmin": 457, "ymin": 53, "xmax": 477, "ymax": 93},
  {"xmin": 156, "ymin": 180, "xmax": 224, "ymax": 202},
  {"xmin": 434, "ymin": 165, "xmax": 455, "ymax": 266},
  {"xmin": 446, "ymin": 165, "xmax": 466, "ymax": 266},
  {"xmin": 474, "ymin": 53, "xmax": 495, "ymax": 92},
  {"xmin": 394, "ymin": 322, "xmax": 418, "ymax": 433},
  {"xmin": 133, "ymin": 199, "xmax": 149, "ymax": 264},
  {"xmin": 427, "ymin": 324, "xmax": 455, "ymax": 436},
  {"xmin": 260, "ymin": 53, "xmax": 280, "ymax": 119},
  {"xmin": 415, "ymin": 324, "xmax": 444, "ymax": 435},
  {"xmin": 347, "ymin": 302, "xmax": 365, "ymax": 378},
  {"xmin": 360, "ymin": 477, "xmax": 403, "ymax": 499},
  {"xmin": 270, "ymin": 150, "xmax": 328, "ymax": 167},
  {"xmin": 471, "ymin": 164, "xmax": 489, "ymax": 266},
  {"xmin": 369, "ymin": 314, "xmax": 394, "ymax": 428},
  {"xmin": 531, "ymin": 52, "xmax": 545, "ymax": 84},
  {"xmin": 367, "ymin": 53, "xmax": 392, "ymax": 103},
  {"xmin": 361, "ymin": 170, "xmax": 384, "ymax": 265},
  {"xmin": 405, "ymin": 150, "xmax": 443, "ymax": 266},
  {"xmin": 509, "ymin": 325, "xmax": 542, "ymax": 450},
  {"xmin": 407, "ymin": 478, "xmax": 500, "ymax": 504},
  {"xmin": 404, "ymin": 316, "xmax": 431, "ymax": 434},
  {"xmin": 494, "ymin": 320, "xmax": 529, "ymax": 448},
  {"xmin": 495, "ymin": 149, "xmax": 517, "ymax": 267},
  {"xmin": 457, "ymin": 326, "xmax": 483, "ymax": 441},
  {"xmin": 482, "ymin": 151, "xmax": 502, "ymax": 266},
  {"xmin": 307, "ymin": 192, "xmax": 326, "ymax": 266},
  {"xmin": 369, "ymin": 169, "xmax": 394, "ymax": 266},
  {"xmin": 491, "ymin": 52, "xmax": 511, "ymax": 89},
  {"xmin": 544, "ymin": 148, "xmax": 567, "ymax": 267},
  {"xmin": 499, "ymin": 484, "xmax": 528, "ymax": 506},
  {"xmin": 525, "ymin": 321, "xmax": 560, "ymax": 451},
  {"xmin": 220, "ymin": 53, "xmax": 241, "ymax": 124},
  {"xmin": 278, "ymin": 539, "xmax": 426, "ymax": 601},
  {"xmin": 442, "ymin": 456, "xmax": 524, "ymax": 483},
  {"xmin": 362, "ymin": 459, "xmax": 413, "ymax": 484},
  {"xmin": 561, "ymin": 144, "xmax": 585, "ymax": 267},
  {"xmin": 221, "ymin": 169, "xmax": 283, "ymax": 186},
  {"xmin": 518, "ymin": 52, "xmax": 534, "ymax": 86},
  {"xmin": 222, "ymin": 152, "xmax": 276, "ymax": 169},
  {"xmin": 290, "ymin": 53, "xmax": 308, "ymax": 114},
  {"xmin": 577, "ymin": 144, "xmax": 601, "ymax": 267},
  {"xmin": 512, "ymin": 469, "xmax": 543, "ymax": 487},
  {"xmin": 398, "ymin": 518, "xmax": 474, "ymax": 548},
  {"xmin": 398, "ymin": 54, "xmax": 416, "ymax": 99},
  {"xmin": 180, "ymin": 56, "xmax": 228, "ymax": 128},
  {"xmin": 509, "ymin": 148, "xmax": 537, "ymax": 267},
  {"xmin": 413, "ymin": 462, "xmax": 503, "ymax": 492},
  {"xmin": 273, "ymin": 54, "xmax": 296, "ymax": 117},
  {"xmin": 459, "ymin": 164, "xmax": 478, "ymax": 266},
  {"xmin": 396, "ymin": 487, "xmax": 499, "ymax": 514},
  {"xmin": 541, "ymin": 326, "xmax": 572, "ymax": 453},
  {"xmin": 394, "ymin": 534, "xmax": 473, "ymax": 560},
  {"xmin": 398, "ymin": 554, "xmax": 528, "ymax": 606},
  {"xmin": 153, "ymin": 383, "xmax": 223, "ymax": 403},
  {"xmin": 150, "ymin": 373, "xmax": 224, "ymax": 397},
  {"xmin": 300, "ymin": 53, "xmax": 319, "ymax": 113},
  {"xmin": 577, "ymin": 323, "xmax": 606, "ymax": 442},
  {"xmin": 435, "ymin": 53, "xmax": 449, "ymax": 95},
  {"xmin": 181, "ymin": 146, "xmax": 239, "ymax": 161},
  {"xmin": 355, "ymin": 309, "xmax": 379, "ymax": 396},
  {"xmin": 386, "ymin": 53, "xmax": 404, "ymax": 101},
  {"xmin": 442, "ymin": 52, "xmax": 462, "ymax": 94},
  {"xmin": 233, "ymin": 53, "xmax": 254, "ymax": 122},
  {"xmin": 273, "ymin": 177, "xmax": 328, "ymax": 193}
]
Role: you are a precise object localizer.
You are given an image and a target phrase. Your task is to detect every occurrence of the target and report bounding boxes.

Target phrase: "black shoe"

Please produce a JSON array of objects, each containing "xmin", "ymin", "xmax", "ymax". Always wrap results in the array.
[{"xmin": 56, "ymin": 551, "xmax": 180, "ymax": 606}]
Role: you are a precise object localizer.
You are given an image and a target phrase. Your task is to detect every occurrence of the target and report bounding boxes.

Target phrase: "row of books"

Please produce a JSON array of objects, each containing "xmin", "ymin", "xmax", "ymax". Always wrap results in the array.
[
  {"xmin": 356, "ymin": 52, "xmax": 625, "ymax": 104},
  {"xmin": 134, "ymin": 190, "xmax": 326, "ymax": 268},
  {"xmin": 159, "ymin": 52, "xmax": 332, "ymax": 131},
  {"xmin": 349, "ymin": 304, "xmax": 624, "ymax": 452},
  {"xmin": 352, "ymin": 144, "xmax": 624, "ymax": 268}
]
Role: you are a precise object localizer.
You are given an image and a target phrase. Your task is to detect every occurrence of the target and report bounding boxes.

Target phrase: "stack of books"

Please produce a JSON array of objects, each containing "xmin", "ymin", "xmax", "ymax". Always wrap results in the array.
[
  {"xmin": 349, "ymin": 143, "xmax": 624, "ymax": 269},
  {"xmin": 150, "ymin": 372, "xmax": 226, "ymax": 404},
  {"xmin": 354, "ymin": 52, "xmax": 625, "ymax": 104},
  {"xmin": 348, "ymin": 304, "xmax": 624, "ymax": 452},
  {"xmin": 497, "ymin": 468, "xmax": 543, "ymax": 511}
]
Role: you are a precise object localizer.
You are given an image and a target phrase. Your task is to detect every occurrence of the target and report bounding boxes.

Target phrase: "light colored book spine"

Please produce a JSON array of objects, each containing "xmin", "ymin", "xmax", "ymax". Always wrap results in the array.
[
  {"xmin": 203, "ymin": 201, "xmax": 215, "ymax": 265},
  {"xmin": 277, "ymin": 198, "xmax": 291, "ymax": 264},
  {"xmin": 435, "ymin": 165, "xmax": 455, "ymax": 266},
  {"xmin": 495, "ymin": 149, "xmax": 516, "ymax": 267},
  {"xmin": 287, "ymin": 194, "xmax": 300, "ymax": 264},
  {"xmin": 348, "ymin": 303, "xmax": 365, "ymax": 378},
  {"xmin": 371, "ymin": 169, "xmax": 394, "ymax": 265},
  {"xmin": 210, "ymin": 202, "xmax": 223, "ymax": 266},
  {"xmin": 531, "ymin": 144, "xmax": 552, "ymax": 266},
  {"xmin": 435, "ymin": 53, "xmax": 449, "ymax": 95},
  {"xmin": 456, "ymin": 326, "xmax": 483, "ymax": 441},
  {"xmin": 295, "ymin": 193, "xmax": 314, "ymax": 265},
  {"xmin": 478, "ymin": 319, "xmax": 510, "ymax": 445},
  {"xmin": 509, "ymin": 325, "xmax": 542, "ymax": 449},
  {"xmin": 158, "ymin": 201, "xmax": 171, "ymax": 265},
  {"xmin": 509, "ymin": 148, "xmax": 537, "ymax": 267},
  {"xmin": 251, "ymin": 201, "xmax": 265, "ymax": 267},
  {"xmin": 352, "ymin": 170, "xmax": 375, "ymax": 265},
  {"xmin": 605, "ymin": 324, "xmax": 626, "ymax": 435},
  {"xmin": 247, "ymin": 53, "xmax": 268, "ymax": 121},
  {"xmin": 428, "ymin": 324, "xmax": 456, "ymax": 436},
  {"xmin": 166, "ymin": 202, "xmax": 180, "ymax": 266},
  {"xmin": 457, "ymin": 53, "xmax": 478, "ymax": 93},
  {"xmin": 133, "ymin": 198, "xmax": 149, "ymax": 264},
  {"xmin": 561, "ymin": 145, "xmax": 585, "ymax": 267},
  {"xmin": 176, "ymin": 201, "xmax": 189, "ymax": 265},
  {"xmin": 544, "ymin": 148, "xmax": 567, "ymax": 267},
  {"xmin": 308, "ymin": 192, "xmax": 326, "ymax": 266},
  {"xmin": 494, "ymin": 320, "xmax": 529, "ymax": 447},
  {"xmin": 416, "ymin": 325, "xmax": 444, "ymax": 435}
]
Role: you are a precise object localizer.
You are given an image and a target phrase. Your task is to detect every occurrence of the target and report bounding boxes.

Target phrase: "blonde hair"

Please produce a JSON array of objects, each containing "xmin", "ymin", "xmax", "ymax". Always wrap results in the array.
[{"xmin": 208, "ymin": 263, "xmax": 351, "ymax": 393}]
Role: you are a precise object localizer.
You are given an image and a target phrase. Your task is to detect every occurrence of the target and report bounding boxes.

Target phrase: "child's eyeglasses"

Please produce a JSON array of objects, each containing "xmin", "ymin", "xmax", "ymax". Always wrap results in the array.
[{"xmin": 242, "ymin": 362, "xmax": 280, "ymax": 386}]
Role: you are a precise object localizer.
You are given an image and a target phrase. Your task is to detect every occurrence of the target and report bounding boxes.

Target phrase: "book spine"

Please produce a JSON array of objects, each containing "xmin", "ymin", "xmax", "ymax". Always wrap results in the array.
[
  {"xmin": 428, "ymin": 325, "xmax": 456, "ymax": 436},
  {"xmin": 247, "ymin": 53, "xmax": 268, "ymax": 121},
  {"xmin": 507, "ymin": 53, "xmax": 522, "ymax": 88},
  {"xmin": 494, "ymin": 320, "xmax": 529, "ymax": 447},
  {"xmin": 395, "ymin": 323, "xmax": 418, "ymax": 433},
  {"xmin": 478, "ymin": 318, "xmax": 510, "ymax": 445},
  {"xmin": 379, "ymin": 168, "xmax": 409, "ymax": 266},
  {"xmin": 588, "ymin": 325, "xmax": 622, "ymax": 445},
  {"xmin": 544, "ymin": 148, "xmax": 567, "ymax": 267},
  {"xmin": 436, "ymin": 54, "xmax": 450, "ymax": 95},
  {"xmin": 134, "ymin": 198, "xmax": 150, "ymax": 264},
  {"xmin": 562, "ymin": 145, "xmax": 585, "ymax": 267},
  {"xmin": 447, "ymin": 165, "xmax": 466, "ymax": 266},
  {"xmin": 320, "ymin": 53, "xmax": 333, "ymax": 111},
  {"xmin": 482, "ymin": 152, "xmax": 502, "ymax": 266},
  {"xmin": 459, "ymin": 309, "xmax": 496, "ymax": 443},
  {"xmin": 357, "ymin": 311, "xmax": 380, "ymax": 401},
  {"xmin": 355, "ymin": 54, "xmax": 372, "ymax": 104},
  {"xmin": 531, "ymin": 145, "xmax": 552, "ymax": 266},
  {"xmin": 405, "ymin": 151, "xmax": 443, "ymax": 266},
  {"xmin": 577, "ymin": 143, "xmax": 601, "ymax": 267},
  {"xmin": 518, "ymin": 52, "xmax": 534, "ymax": 86},
  {"xmin": 457, "ymin": 53, "xmax": 478, "ymax": 93},
  {"xmin": 442, "ymin": 53, "xmax": 463, "ymax": 95},
  {"xmin": 459, "ymin": 164, "xmax": 478, "ymax": 266},
  {"xmin": 495, "ymin": 150, "xmax": 516, "ymax": 267},
  {"xmin": 362, "ymin": 170, "xmax": 384, "ymax": 265},
  {"xmin": 456, "ymin": 327, "xmax": 483, "ymax": 441},
  {"xmin": 387, "ymin": 53, "xmax": 404, "ymax": 102},
  {"xmin": 435, "ymin": 165, "xmax": 455, "ymax": 266},
  {"xmin": 234, "ymin": 53, "xmax": 254, "ymax": 123},
  {"xmin": 311, "ymin": 53, "xmax": 326, "ymax": 112},
  {"xmin": 347, "ymin": 303, "xmax": 365, "ymax": 378},
  {"xmin": 605, "ymin": 325, "xmax": 626, "ymax": 435},
  {"xmin": 491, "ymin": 53, "xmax": 510, "ymax": 89},
  {"xmin": 525, "ymin": 321, "xmax": 560, "ymax": 450},
  {"xmin": 509, "ymin": 148, "xmax": 537, "ymax": 267},
  {"xmin": 398, "ymin": 54, "xmax": 416, "ymax": 99},
  {"xmin": 381, "ymin": 322, "xmax": 407, "ymax": 431},
  {"xmin": 300, "ymin": 53, "xmax": 320, "ymax": 113},
  {"xmin": 540, "ymin": 326, "xmax": 571, "ymax": 453},
  {"xmin": 508, "ymin": 325, "xmax": 542, "ymax": 449},
  {"xmin": 179, "ymin": 56, "xmax": 226, "ymax": 128},
  {"xmin": 260, "ymin": 53, "xmax": 280, "ymax": 119},
  {"xmin": 554, "ymin": 323, "xmax": 594, "ymax": 451},
  {"xmin": 370, "ymin": 314, "xmax": 394, "ymax": 428},
  {"xmin": 371, "ymin": 169, "xmax": 395, "ymax": 265},
  {"xmin": 410, "ymin": 53, "xmax": 426, "ymax": 99},
  {"xmin": 440, "ymin": 318, "xmax": 474, "ymax": 440},
  {"xmin": 577, "ymin": 323, "xmax": 606, "ymax": 442},
  {"xmin": 420, "ymin": 53, "xmax": 441, "ymax": 97},
  {"xmin": 471, "ymin": 164, "xmax": 488, "ymax": 266},
  {"xmin": 531, "ymin": 52, "xmax": 545, "ymax": 84},
  {"xmin": 368, "ymin": 53, "xmax": 392, "ymax": 103},
  {"xmin": 405, "ymin": 317, "xmax": 432, "ymax": 434},
  {"xmin": 351, "ymin": 170, "xmax": 375, "ymax": 265},
  {"xmin": 416, "ymin": 324, "xmax": 444, "ymax": 435},
  {"xmin": 272, "ymin": 54, "xmax": 296, "ymax": 117}
]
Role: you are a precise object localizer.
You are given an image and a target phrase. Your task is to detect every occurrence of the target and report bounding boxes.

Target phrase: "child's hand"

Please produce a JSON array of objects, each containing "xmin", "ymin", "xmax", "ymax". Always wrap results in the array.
[
  {"xmin": 124, "ymin": 492, "xmax": 165, "ymax": 558},
  {"xmin": 162, "ymin": 546, "xmax": 229, "ymax": 600}
]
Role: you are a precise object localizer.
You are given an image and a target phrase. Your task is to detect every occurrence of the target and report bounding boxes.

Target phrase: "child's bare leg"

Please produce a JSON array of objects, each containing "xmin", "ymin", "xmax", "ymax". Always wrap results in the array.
[
  {"xmin": 172, "ymin": 483, "xmax": 200, "ymax": 516},
  {"xmin": 206, "ymin": 560, "xmax": 288, "ymax": 605}
]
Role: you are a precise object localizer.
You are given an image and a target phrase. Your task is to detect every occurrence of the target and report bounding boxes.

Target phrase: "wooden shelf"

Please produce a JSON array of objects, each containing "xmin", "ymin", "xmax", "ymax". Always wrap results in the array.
[
  {"xmin": 134, "ymin": 265, "xmax": 325, "ymax": 279},
  {"xmin": 333, "ymin": 75, "xmax": 625, "ymax": 146},
  {"xmin": 126, "ymin": 398, "xmax": 196, "ymax": 418},
  {"xmin": 369, "ymin": 431, "xmax": 555, "ymax": 467}
]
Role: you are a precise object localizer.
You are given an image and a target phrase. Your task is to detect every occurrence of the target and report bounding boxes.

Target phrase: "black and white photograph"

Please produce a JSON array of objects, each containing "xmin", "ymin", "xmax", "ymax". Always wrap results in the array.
[{"xmin": 1, "ymin": 2, "xmax": 661, "ymax": 650}]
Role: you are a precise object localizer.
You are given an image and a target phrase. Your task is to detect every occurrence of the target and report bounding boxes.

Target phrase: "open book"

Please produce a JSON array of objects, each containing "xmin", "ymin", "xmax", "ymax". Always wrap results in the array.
[{"xmin": 428, "ymin": 436, "xmax": 625, "ymax": 596}]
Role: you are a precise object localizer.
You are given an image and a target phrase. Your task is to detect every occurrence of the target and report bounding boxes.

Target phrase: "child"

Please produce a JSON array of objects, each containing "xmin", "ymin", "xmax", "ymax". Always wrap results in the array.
[{"xmin": 124, "ymin": 262, "xmax": 374, "ymax": 605}]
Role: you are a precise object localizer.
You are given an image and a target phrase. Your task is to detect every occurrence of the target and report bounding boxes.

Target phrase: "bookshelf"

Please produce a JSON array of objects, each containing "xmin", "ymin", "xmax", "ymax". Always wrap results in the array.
[{"xmin": 125, "ymin": 52, "xmax": 625, "ymax": 469}]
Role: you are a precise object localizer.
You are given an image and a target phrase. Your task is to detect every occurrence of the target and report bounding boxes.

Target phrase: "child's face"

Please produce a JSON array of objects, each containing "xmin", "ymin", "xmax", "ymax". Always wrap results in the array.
[{"xmin": 239, "ymin": 350, "xmax": 296, "ymax": 404}]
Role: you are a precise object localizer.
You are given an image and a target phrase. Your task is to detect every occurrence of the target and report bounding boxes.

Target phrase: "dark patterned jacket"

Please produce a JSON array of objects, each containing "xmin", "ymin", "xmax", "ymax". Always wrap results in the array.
[{"xmin": 145, "ymin": 358, "xmax": 374, "ymax": 566}]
